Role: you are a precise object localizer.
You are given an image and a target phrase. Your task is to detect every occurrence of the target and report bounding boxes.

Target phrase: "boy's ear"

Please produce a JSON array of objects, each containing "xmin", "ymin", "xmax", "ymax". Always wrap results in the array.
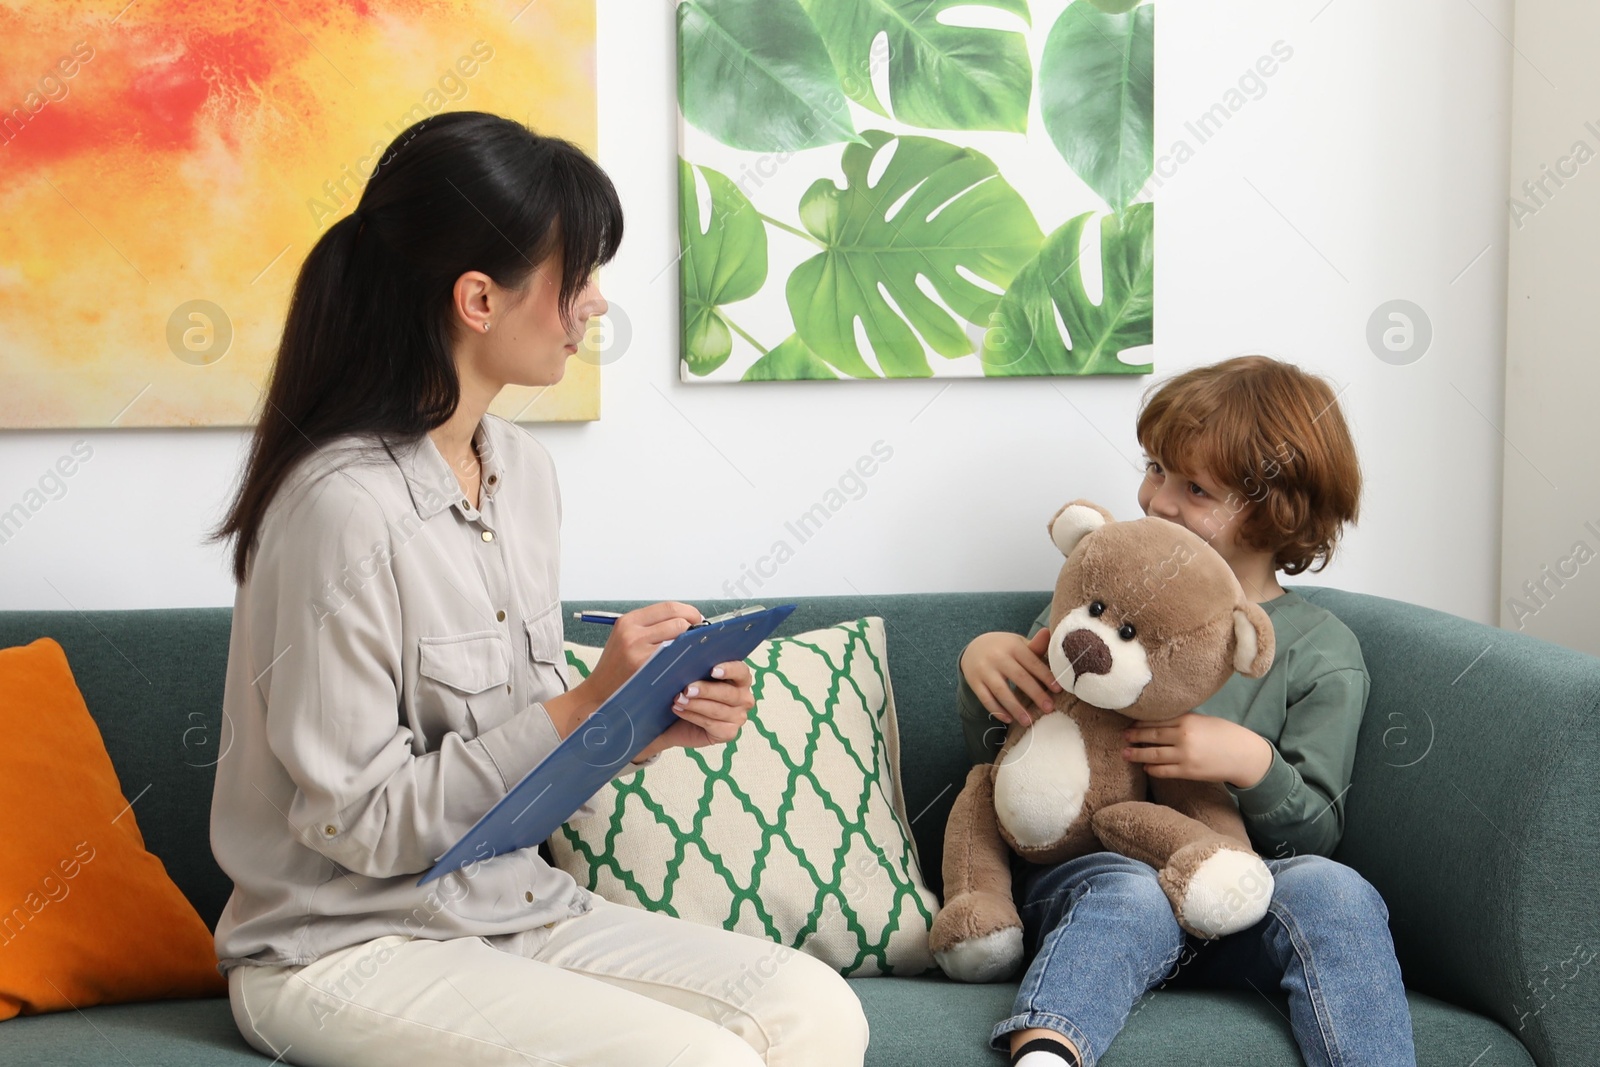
[
  {"xmin": 1048, "ymin": 500, "xmax": 1116, "ymax": 558},
  {"xmin": 1232, "ymin": 600, "xmax": 1276, "ymax": 677}
]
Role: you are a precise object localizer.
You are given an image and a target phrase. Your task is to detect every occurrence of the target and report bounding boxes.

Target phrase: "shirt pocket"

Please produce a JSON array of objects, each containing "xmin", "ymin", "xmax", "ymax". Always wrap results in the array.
[
  {"xmin": 415, "ymin": 630, "xmax": 511, "ymax": 744},
  {"xmin": 523, "ymin": 602, "xmax": 570, "ymax": 700}
]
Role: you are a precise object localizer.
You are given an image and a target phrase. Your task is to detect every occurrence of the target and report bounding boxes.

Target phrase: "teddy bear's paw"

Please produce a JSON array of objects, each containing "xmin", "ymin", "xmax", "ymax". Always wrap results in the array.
[
  {"xmin": 930, "ymin": 891, "xmax": 1024, "ymax": 983},
  {"xmin": 934, "ymin": 926, "xmax": 1024, "ymax": 983},
  {"xmin": 1163, "ymin": 846, "xmax": 1274, "ymax": 939}
]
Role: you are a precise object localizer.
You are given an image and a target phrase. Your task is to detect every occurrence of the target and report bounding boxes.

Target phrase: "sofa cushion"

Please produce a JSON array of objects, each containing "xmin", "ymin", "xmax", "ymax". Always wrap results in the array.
[
  {"xmin": 0, "ymin": 982, "xmax": 1532, "ymax": 1066},
  {"xmin": 548, "ymin": 617, "xmax": 940, "ymax": 976},
  {"xmin": 848, "ymin": 981, "xmax": 1534, "ymax": 1066},
  {"xmin": 0, "ymin": 607, "xmax": 237, "ymax": 933},
  {"xmin": 0, "ymin": 638, "xmax": 226, "ymax": 1019}
]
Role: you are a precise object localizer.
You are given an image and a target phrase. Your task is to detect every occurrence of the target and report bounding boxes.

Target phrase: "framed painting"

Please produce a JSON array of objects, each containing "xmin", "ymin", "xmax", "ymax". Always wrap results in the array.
[
  {"xmin": 676, "ymin": 0, "xmax": 1155, "ymax": 383},
  {"xmin": 0, "ymin": 0, "xmax": 601, "ymax": 428}
]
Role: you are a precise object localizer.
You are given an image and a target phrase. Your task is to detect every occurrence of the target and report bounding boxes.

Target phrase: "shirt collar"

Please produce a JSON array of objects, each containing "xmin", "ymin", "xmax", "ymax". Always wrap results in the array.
[{"xmin": 395, "ymin": 414, "xmax": 505, "ymax": 521}]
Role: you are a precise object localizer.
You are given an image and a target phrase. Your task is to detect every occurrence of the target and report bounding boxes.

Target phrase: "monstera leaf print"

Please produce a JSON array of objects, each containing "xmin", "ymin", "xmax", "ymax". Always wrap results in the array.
[
  {"xmin": 673, "ymin": 0, "xmax": 1159, "ymax": 381},
  {"xmin": 678, "ymin": 0, "xmax": 862, "ymax": 152},
  {"xmin": 1040, "ymin": 1, "xmax": 1154, "ymax": 212},
  {"xmin": 742, "ymin": 334, "xmax": 840, "ymax": 381},
  {"xmin": 981, "ymin": 201, "xmax": 1153, "ymax": 376},
  {"xmin": 798, "ymin": 0, "xmax": 1033, "ymax": 133},
  {"xmin": 680, "ymin": 159, "xmax": 768, "ymax": 376},
  {"xmin": 785, "ymin": 130, "xmax": 1044, "ymax": 378}
]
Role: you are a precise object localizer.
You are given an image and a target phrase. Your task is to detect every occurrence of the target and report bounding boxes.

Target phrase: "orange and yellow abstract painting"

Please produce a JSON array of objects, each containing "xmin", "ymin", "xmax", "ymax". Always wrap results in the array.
[{"xmin": 0, "ymin": 0, "xmax": 600, "ymax": 428}]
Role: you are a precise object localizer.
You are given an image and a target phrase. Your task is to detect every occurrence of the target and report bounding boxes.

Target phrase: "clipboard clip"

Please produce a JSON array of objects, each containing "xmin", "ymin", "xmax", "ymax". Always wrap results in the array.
[{"xmin": 690, "ymin": 605, "xmax": 766, "ymax": 629}]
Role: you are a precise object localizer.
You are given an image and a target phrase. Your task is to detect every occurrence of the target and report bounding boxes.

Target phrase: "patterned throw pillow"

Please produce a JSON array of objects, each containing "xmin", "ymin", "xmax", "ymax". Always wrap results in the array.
[{"xmin": 548, "ymin": 617, "xmax": 940, "ymax": 976}]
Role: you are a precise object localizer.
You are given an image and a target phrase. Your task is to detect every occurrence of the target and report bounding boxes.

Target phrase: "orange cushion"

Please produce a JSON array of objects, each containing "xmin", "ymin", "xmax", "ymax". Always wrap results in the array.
[{"xmin": 0, "ymin": 637, "xmax": 225, "ymax": 1019}]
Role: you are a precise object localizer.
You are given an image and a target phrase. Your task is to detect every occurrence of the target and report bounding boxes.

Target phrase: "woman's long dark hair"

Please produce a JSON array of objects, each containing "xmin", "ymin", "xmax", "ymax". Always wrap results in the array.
[{"xmin": 208, "ymin": 111, "xmax": 623, "ymax": 585}]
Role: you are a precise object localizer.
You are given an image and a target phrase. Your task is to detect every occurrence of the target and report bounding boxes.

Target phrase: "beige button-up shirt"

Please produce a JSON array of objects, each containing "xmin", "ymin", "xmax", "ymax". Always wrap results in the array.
[{"xmin": 210, "ymin": 413, "xmax": 655, "ymax": 973}]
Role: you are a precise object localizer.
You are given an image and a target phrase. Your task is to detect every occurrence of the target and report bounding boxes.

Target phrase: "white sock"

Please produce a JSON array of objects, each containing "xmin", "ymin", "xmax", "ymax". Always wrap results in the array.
[{"xmin": 1015, "ymin": 1051, "xmax": 1073, "ymax": 1067}]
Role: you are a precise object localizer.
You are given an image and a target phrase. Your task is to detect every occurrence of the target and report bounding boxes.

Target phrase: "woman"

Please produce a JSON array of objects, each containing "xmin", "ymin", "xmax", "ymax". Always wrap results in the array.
[{"xmin": 206, "ymin": 111, "xmax": 869, "ymax": 1067}]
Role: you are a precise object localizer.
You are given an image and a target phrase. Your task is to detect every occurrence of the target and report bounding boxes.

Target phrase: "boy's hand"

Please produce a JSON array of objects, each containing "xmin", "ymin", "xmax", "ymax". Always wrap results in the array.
[
  {"xmin": 960, "ymin": 628, "xmax": 1063, "ymax": 728},
  {"xmin": 1121, "ymin": 713, "xmax": 1275, "ymax": 788}
]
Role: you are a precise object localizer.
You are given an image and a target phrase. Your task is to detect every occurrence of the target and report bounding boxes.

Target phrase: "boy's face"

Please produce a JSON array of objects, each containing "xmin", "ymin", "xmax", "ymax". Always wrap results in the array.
[{"xmin": 1137, "ymin": 455, "xmax": 1253, "ymax": 566}]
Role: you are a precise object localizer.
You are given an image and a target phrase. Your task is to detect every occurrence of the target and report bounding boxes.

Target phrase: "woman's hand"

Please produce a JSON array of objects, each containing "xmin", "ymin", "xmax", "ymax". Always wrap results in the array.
[
  {"xmin": 632, "ymin": 658, "xmax": 757, "ymax": 761},
  {"xmin": 582, "ymin": 601, "xmax": 702, "ymax": 702},
  {"xmin": 1121, "ymin": 713, "xmax": 1274, "ymax": 788},
  {"xmin": 960, "ymin": 628, "xmax": 1062, "ymax": 728},
  {"xmin": 547, "ymin": 602, "xmax": 703, "ymax": 738}
]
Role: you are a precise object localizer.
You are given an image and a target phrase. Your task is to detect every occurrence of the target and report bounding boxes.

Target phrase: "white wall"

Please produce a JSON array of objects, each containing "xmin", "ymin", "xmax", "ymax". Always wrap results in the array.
[
  {"xmin": 1497, "ymin": 0, "xmax": 1600, "ymax": 657},
  {"xmin": 0, "ymin": 0, "xmax": 1513, "ymax": 624}
]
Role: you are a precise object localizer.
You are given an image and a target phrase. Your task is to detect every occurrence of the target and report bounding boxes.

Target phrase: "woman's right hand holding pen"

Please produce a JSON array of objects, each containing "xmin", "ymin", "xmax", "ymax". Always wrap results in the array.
[
  {"xmin": 594, "ymin": 603, "xmax": 756, "ymax": 757},
  {"xmin": 585, "ymin": 602, "xmax": 756, "ymax": 758},
  {"xmin": 544, "ymin": 602, "xmax": 704, "ymax": 738}
]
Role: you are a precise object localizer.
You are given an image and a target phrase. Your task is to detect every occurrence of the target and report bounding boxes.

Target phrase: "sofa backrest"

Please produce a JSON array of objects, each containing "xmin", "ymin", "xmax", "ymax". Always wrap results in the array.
[
  {"xmin": 1295, "ymin": 586, "xmax": 1600, "ymax": 1067},
  {"xmin": 0, "ymin": 592, "xmax": 1051, "ymax": 934},
  {"xmin": 3, "ymin": 587, "xmax": 1597, "ymax": 1067}
]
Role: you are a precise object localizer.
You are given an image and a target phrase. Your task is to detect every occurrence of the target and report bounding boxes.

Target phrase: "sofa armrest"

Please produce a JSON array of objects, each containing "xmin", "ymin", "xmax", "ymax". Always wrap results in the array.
[{"xmin": 1297, "ymin": 587, "xmax": 1600, "ymax": 1067}]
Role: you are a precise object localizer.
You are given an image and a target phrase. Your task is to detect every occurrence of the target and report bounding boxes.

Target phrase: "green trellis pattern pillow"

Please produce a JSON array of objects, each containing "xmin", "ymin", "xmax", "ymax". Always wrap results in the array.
[{"xmin": 548, "ymin": 616, "xmax": 939, "ymax": 976}]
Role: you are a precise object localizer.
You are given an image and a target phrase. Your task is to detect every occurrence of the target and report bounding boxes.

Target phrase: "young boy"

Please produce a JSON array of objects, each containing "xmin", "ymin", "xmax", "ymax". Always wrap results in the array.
[{"xmin": 956, "ymin": 356, "xmax": 1415, "ymax": 1067}]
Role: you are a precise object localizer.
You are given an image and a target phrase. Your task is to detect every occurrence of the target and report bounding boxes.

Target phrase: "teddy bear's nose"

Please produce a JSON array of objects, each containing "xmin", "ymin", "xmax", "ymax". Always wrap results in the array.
[{"xmin": 1060, "ymin": 628, "xmax": 1113, "ymax": 677}]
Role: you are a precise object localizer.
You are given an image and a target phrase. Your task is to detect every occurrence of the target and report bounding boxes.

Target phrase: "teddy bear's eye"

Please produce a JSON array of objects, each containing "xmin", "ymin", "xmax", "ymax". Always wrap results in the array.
[
  {"xmin": 1088, "ymin": 600, "xmax": 1105, "ymax": 617},
  {"xmin": 1117, "ymin": 622, "xmax": 1137, "ymax": 641}
]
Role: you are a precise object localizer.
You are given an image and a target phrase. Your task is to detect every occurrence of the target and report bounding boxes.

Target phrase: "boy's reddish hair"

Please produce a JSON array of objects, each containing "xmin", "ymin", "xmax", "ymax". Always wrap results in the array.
[{"xmin": 1136, "ymin": 355, "xmax": 1361, "ymax": 576}]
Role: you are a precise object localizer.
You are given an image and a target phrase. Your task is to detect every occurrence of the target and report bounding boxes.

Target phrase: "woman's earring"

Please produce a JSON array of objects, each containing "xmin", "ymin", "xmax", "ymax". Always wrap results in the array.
[{"xmin": 483, "ymin": 322, "xmax": 491, "ymax": 332}]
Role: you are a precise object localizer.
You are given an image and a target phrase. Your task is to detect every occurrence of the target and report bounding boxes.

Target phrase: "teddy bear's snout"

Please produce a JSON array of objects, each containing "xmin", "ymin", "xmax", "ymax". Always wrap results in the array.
[{"xmin": 1059, "ymin": 628, "xmax": 1113, "ymax": 678}]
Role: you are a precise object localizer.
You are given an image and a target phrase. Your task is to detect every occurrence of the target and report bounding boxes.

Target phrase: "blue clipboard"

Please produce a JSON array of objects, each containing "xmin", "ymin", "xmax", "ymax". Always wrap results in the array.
[{"xmin": 418, "ymin": 603, "xmax": 797, "ymax": 885}]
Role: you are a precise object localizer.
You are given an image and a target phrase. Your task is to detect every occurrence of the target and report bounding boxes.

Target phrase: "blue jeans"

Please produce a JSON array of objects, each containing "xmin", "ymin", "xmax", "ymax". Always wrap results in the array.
[{"xmin": 991, "ymin": 851, "xmax": 1415, "ymax": 1067}]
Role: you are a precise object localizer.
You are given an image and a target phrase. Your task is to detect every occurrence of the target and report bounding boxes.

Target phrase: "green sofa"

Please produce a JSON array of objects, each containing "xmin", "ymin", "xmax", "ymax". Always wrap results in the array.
[{"xmin": 1, "ymin": 587, "xmax": 1595, "ymax": 1066}]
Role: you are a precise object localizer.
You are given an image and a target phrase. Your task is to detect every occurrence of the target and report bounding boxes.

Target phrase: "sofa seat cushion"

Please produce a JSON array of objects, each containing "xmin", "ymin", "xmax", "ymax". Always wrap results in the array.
[
  {"xmin": 847, "ymin": 978, "xmax": 1535, "ymax": 1066},
  {"xmin": 0, "ymin": 996, "xmax": 257, "ymax": 1065},
  {"xmin": 0, "ymin": 983, "xmax": 1533, "ymax": 1065}
]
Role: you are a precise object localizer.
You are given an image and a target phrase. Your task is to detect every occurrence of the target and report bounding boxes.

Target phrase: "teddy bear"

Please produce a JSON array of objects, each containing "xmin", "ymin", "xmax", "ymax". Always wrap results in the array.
[{"xmin": 930, "ymin": 500, "xmax": 1279, "ymax": 983}]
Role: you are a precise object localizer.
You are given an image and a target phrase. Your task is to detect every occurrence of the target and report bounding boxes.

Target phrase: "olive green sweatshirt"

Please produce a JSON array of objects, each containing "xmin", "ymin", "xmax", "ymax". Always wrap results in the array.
[{"xmin": 956, "ymin": 589, "xmax": 1369, "ymax": 859}]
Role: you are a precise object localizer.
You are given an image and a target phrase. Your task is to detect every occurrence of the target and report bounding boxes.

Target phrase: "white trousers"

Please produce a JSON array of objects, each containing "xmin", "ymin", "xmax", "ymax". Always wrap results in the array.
[{"xmin": 228, "ymin": 894, "xmax": 870, "ymax": 1066}]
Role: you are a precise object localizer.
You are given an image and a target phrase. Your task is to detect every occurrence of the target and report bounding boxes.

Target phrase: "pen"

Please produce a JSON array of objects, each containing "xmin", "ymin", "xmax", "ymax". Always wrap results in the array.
[
  {"xmin": 571, "ymin": 610, "xmax": 624, "ymax": 625},
  {"xmin": 571, "ymin": 606, "xmax": 766, "ymax": 628}
]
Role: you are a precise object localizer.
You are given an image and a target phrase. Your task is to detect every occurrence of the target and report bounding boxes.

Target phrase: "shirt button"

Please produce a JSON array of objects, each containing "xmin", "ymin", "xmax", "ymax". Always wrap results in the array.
[
  {"xmin": 524, "ymin": 891, "xmax": 534, "ymax": 903},
  {"xmin": 323, "ymin": 825, "xmax": 336, "ymax": 836},
  {"xmin": 488, "ymin": 475, "xmax": 497, "ymax": 485},
  {"xmin": 482, "ymin": 530, "xmax": 494, "ymax": 542},
  {"xmin": 496, "ymin": 610, "xmax": 506, "ymax": 622}
]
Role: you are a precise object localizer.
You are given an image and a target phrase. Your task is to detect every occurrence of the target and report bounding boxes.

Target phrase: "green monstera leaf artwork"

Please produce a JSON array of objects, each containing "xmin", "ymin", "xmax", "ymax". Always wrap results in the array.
[
  {"xmin": 742, "ymin": 334, "xmax": 839, "ymax": 381},
  {"xmin": 982, "ymin": 201, "xmax": 1153, "ymax": 376},
  {"xmin": 679, "ymin": 158, "xmax": 768, "ymax": 376},
  {"xmin": 674, "ymin": 0, "xmax": 1158, "ymax": 384},
  {"xmin": 787, "ymin": 130, "xmax": 1044, "ymax": 378},
  {"xmin": 798, "ymin": 0, "xmax": 1034, "ymax": 134},
  {"xmin": 678, "ymin": 0, "xmax": 862, "ymax": 152},
  {"xmin": 1040, "ymin": 1, "xmax": 1155, "ymax": 213}
]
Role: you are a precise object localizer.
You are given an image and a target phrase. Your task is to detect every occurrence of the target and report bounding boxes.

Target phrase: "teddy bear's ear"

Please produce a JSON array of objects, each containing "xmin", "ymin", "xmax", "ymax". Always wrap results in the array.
[
  {"xmin": 1048, "ymin": 500, "xmax": 1115, "ymax": 558},
  {"xmin": 1231, "ymin": 601, "xmax": 1276, "ymax": 678}
]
